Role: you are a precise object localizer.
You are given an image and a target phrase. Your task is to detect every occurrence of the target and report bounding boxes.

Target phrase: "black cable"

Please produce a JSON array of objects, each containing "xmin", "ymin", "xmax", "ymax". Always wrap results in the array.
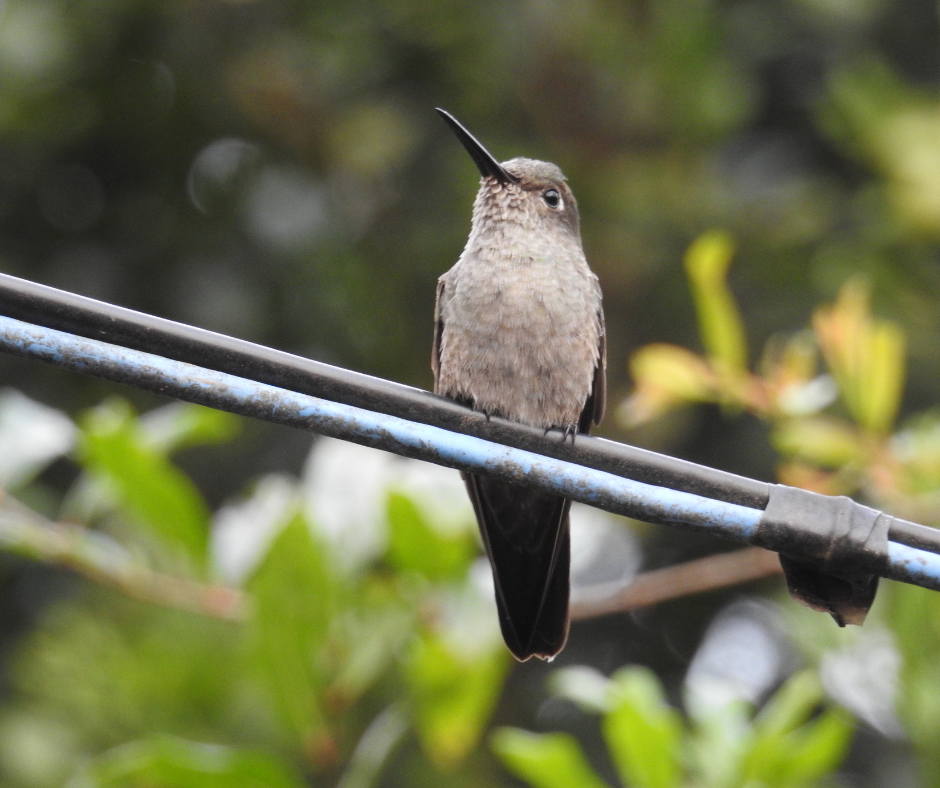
[
  {"xmin": 0, "ymin": 272, "xmax": 935, "ymax": 556},
  {"xmin": 0, "ymin": 272, "xmax": 770, "ymax": 506}
]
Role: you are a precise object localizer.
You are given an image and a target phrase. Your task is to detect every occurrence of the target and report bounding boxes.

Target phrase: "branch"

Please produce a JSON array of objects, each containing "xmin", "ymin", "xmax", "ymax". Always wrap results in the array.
[
  {"xmin": 0, "ymin": 491, "xmax": 247, "ymax": 621},
  {"xmin": 570, "ymin": 547, "xmax": 783, "ymax": 620}
]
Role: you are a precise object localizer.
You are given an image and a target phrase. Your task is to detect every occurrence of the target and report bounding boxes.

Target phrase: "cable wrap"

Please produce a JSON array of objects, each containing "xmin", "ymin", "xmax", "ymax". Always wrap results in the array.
[{"xmin": 753, "ymin": 485, "xmax": 890, "ymax": 625}]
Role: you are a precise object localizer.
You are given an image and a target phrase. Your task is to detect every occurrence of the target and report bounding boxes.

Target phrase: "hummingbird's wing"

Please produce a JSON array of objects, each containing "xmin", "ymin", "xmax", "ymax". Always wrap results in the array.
[
  {"xmin": 580, "ymin": 307, "xmax": 606, "ymax": 432},
  {"xmin": 431, "ymin": 277, "xmax": 447, "ymax": 387}
]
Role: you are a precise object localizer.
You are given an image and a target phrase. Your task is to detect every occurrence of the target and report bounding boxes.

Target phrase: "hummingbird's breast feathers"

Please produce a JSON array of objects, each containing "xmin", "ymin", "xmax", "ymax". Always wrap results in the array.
[{"xmin": 436, "ymin": 156, "xmax": 603, "ymax": 429}]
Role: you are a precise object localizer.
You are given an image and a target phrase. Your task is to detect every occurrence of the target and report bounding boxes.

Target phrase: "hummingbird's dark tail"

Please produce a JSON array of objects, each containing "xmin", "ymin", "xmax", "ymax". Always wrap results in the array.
[{"xmin": 463, "ymin": 472, "xmax": 571, "ymax": 661}]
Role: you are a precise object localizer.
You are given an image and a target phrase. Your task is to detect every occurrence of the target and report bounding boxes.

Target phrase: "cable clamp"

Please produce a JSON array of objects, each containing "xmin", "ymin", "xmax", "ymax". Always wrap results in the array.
[{"xmin": 752, "ymin": 485, "xmax": 889, "ymax": 626}]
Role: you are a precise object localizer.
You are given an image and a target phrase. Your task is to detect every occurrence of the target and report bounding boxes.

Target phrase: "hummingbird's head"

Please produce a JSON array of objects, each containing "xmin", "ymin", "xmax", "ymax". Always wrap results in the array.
[{"xmin": 436, "ymin": 108, "xmax": 581, "ymax": 242}]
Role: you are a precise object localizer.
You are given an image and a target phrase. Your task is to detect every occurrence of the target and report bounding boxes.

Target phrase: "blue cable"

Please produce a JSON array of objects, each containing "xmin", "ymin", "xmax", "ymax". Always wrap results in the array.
[{"xmin": 0, "ymin": 312, "xmax": 937, "ymax": 592}]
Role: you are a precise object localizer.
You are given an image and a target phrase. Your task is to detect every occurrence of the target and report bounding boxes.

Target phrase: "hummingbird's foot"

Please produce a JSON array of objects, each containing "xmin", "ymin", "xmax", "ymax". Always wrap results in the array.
[
  {"xmin": 543, "ymin": 424, "xmax": 579, "ymax": 443},
  {"xmin": 465, "ymin": 398, "xmax": 492, "ymax": 421},
  {"xmin": 475, "ymin": 405, "xmax": 491, "ymax": 422}
]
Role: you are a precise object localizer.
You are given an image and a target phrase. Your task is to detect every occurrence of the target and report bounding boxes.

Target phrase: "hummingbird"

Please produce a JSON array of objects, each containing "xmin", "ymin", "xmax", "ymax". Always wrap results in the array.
[{"xmin": 432, "ymin": 109, "xmax": 606, "ymax": 661}]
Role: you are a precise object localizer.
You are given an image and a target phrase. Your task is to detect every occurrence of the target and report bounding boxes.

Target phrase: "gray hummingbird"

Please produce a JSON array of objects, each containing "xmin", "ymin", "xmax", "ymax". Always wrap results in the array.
[{"xmin": 432, "ymin": 109, "xmax": 606, "ymax": 661}]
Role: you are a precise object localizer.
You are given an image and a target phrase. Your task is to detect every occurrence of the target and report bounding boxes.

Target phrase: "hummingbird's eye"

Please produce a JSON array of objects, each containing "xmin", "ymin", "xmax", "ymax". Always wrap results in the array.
[{"xmin": 542, "ymin": 189, "xmax": 562, "ymax": 209}]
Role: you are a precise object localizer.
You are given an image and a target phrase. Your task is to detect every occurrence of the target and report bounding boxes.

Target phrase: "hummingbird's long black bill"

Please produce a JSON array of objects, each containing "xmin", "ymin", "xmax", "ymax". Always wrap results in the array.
[{"xmin": 436, "ymin": 108, "xmax": 519, "ymax": 185}]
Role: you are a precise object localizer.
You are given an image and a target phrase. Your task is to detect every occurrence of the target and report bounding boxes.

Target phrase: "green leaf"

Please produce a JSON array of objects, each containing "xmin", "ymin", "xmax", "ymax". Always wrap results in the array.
[
  {"xmin": 683, "ymin": 229, "xmax": 748, "ymax": 377},
  {"xmin": 405, "ymin": 632, "xmax": 510, "ymax": 768},
  {"xmin": 139, "ymin": 402, "xmax": 241, "ymax": 454},
  {"xmin": 71, "ymin": 734, "xmax": 306, "ymax": 788},
  {"xmin": 327, "ymin": 589, "xmax": 414, "ymax": 705},
  {"xmin": 77, "ymin": 399, "xmax": 210, "ymax": 566},
  {"xmin": 743, "ymin": 672, "xmax": 854, "ymax": 788},
  {"xmin": 386, "ymin": 492, "xmax": 475, "ymax": 581},
  {"xmin": 602, "ymin": 667, "xmax": 683, "ymax": 788},
  {"xmin": 778, "ymin": 708, "xmax": 854, "ymax": 787},
  {"xmin": 771, "ymin": 416, "xmax": 864, "ymax": 467},
  {"xmin": 621, "ymin": 343, "xmax": 716, "ymax": 426},
  {"xmin": 813, "ymin": 280, "xmax": 906, "ymax": 434},
  {"xmin": 686, "ymin": 700, "xmax": 751, "ymax": 788},
  {"xmin": 860, "ymin": 319, "xmax": 905, "ymax": 433},
  {"xmin": 335, "ymin": 705, "xmax": 409, "ymax": 788},
  {"xmin": 887, "ymin": 583, "xmax": 940, "ymax": 784},
  {"xmin": 491, "ymin": 728, "xmax": 612, "ymax": 788},
  {"xmin": 752, "ymin": 670, "xmax": 823, "ymax": 740},
  {"xmin": 246, "ymin": 514, "xmax": 337, "ymax": 743}
]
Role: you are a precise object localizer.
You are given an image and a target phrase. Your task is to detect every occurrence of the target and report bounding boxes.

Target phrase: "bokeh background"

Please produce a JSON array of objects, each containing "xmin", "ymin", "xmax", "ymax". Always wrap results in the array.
[{"xmin": 1, "ymin": 0, "xmax": 940, "ymax": 786}]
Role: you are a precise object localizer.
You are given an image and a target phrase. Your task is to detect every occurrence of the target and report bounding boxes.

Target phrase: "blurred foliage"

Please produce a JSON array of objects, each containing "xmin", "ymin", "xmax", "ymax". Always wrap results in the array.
[
  {"xmin": 0, "ymin": 400, "xmax": 507, "ymax": 786},
  {"xmin": 79, "ymin": 399, "xmax": 213, "ymax": 569},
  {"xmin": 493, "ymin": 667, "xmax": 852, "ymax": 788},
  {"xmin": 622, "ymin": 230, "xmax": 936, "ymax": 519},
  {"xmin": 622, "ymin": 232, "xmax": 940, "ymax": 786},
  {"xmin": 69, "ymin": 735, "xmax": 309, "ymax": 788},
  {"xmin": 3, "ymin": 0, "xmax": 940, "ymax": 786}
]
